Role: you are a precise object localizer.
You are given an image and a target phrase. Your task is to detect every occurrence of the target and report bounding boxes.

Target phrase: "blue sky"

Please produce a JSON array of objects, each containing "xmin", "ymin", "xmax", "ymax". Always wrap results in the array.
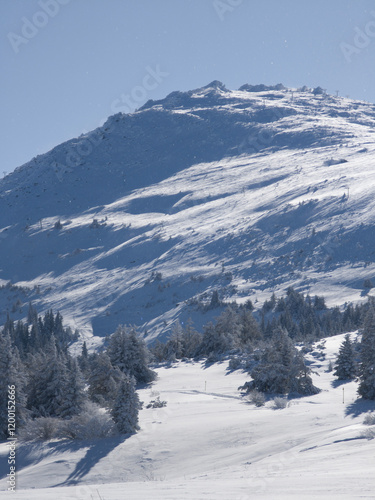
[{"xmin": 1, "ymin": 0, "xmax": 375, "ymax": 175}]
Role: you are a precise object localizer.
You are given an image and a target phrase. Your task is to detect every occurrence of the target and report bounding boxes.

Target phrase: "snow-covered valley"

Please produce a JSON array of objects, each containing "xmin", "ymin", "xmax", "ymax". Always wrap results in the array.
[{"xmin": 0, "ymin": 333, "xmax": 374, "ymax": 499}]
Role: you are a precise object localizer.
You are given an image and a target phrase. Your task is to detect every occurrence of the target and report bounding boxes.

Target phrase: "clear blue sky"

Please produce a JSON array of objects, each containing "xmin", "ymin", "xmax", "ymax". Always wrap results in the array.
[{"xmin": 1, "ymin": 0, "xmax": 375, "ymax": 175}]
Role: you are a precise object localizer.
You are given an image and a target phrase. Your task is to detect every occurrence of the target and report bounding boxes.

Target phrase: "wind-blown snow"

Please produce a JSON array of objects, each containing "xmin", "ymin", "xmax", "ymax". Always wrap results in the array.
[
  {"xmin": 1, "ymin": 83, "xmax": 375, "ymax": 345},
  {"xmin": 0, "ymin": 333, "xmax": 374, "ymax": 499}
]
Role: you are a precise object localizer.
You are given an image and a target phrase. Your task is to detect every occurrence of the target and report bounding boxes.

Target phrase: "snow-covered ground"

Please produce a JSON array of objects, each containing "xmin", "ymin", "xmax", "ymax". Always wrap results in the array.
[
  {"xmin": 1, "ymin": 83, "xmax": 375, "ymax": 345},
  {"xmin": 1, "ymin": 332, "xmax": 374, "ymax": 499}
]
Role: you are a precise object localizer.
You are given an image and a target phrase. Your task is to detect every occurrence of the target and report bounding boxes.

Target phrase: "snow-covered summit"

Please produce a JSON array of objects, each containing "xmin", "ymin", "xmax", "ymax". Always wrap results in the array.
[{"xmin": 1, "ymin": 83, "xmax": 375, "ymax": 343}]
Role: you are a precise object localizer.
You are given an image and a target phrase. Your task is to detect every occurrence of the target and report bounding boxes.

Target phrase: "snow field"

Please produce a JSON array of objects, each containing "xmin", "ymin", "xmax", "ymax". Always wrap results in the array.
[{"xmin": 0, "ymin": 332, "xmax": 374, "ymax": 499}]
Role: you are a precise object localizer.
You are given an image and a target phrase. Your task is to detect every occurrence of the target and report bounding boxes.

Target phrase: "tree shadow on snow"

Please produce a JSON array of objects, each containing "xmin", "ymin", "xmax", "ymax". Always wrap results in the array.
[
  {"xmin": 345, "ymin": 397, "xmax": 375, "ymax": 418},
  {"xmin": 53, "ymin": 434, "xmax": 128, "ymax": 486},
  {"xmin": 0, "ymin": 439, "xmax": 93, "ymax": 481},
  {"xmin": 331, "ymin": 378, "xmax": 353, "ymax": 389}
]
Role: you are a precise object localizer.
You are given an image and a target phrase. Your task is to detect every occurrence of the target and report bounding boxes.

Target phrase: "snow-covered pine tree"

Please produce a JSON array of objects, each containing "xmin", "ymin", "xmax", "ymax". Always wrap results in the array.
[
  {"xmin": 78, "ymin": 340, "xmax": 90, "ymax": 375},
  {"xmin": 198, "ymin": 307, "xmax": 244, "ymax": 358},
  {"xmin": 198, "ymin": 322, "xmax": 231, "ymax": 358},
  {"xmin": 88, "ymin": 352, "xmax": 123, "ymax": 406},
  {"xmin": 181, "ymin": 317, "xmax": 202, "ymax": 358},
  {"xmin": 27, "ymin": 335, "xmax": 78, "ymax": 418},
  {"xmin": 333, "ymin": 334, "xmax": 357, "ymax": 380},
  {"xmin": 250, "ymin": 330, "xmax": 319, "ymax": 395},
  {"xmin": 358, "ymin": 306, "xmax": 375, "ymax": 399},
  {"xmin": 239, "ymin": 309, "xmax": 262, "ymax": 346},
  {"xmin": 0, "ymin": 333, "xmax": 28, "ymax": 440},
  {"xmin": 60, "ymin": 356, "xmax": 87, "ymax": 418},
  {"xmin": 289, "ymin": 349, "xmax": 320, "ymax": 395},
  {"xmin": 167, "ymin": 321, "xmax": 184, "ymax": 360},
  {"xmin": 214, "ymin": 306, "xmax": 242, "ymax": 347},
  {"xmin": 111, "ymin": 375, "xmax": 140, "ymax": 434},
  {"xmin": 107, "ymin": 326, "xmax": 156, "ymax": 384},
  {"xmin": 251, "ymin": 330, "xmax": 293, "ymax": 393}
]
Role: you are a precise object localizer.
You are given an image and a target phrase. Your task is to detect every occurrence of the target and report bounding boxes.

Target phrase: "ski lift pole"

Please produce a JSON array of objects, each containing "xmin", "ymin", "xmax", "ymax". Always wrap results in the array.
[{"xmin": 342, "ymin": 387, "xmax": 345, "ymax": 404}]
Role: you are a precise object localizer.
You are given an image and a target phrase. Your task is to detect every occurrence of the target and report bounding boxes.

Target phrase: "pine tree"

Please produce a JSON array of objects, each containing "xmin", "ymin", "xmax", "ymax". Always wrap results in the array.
[
  {"xmin": 239, "ymin": 309, "xmax": 262, "ymax": 346},
  {"xmin": 27, "ymin": 303, "xmax": 38, "ymax": 325},
  {"xmin": 358, "ymin": 307, "xmax": 375, "ymax": 399},
  {"xmin": 214, "ymin": 306, "xmax": 242, "ymax": 347},
  {"xmin": 107, "ymin": 326, "xmax": 156, "ymax": 384},
  {"xmin": 111, "ymin": 376, "xmax": 140, "ymax": 434},
  {"xmin": 181, "ymin": 318, "xmax": 202, "ymax": 358},
  {"xmin": 60, "ymin": 357, "xmax": 87, "ymax": 418},
  {"xmin": 250, "ymin": 330, "xmax": 319, "ymax": 395},
  {"xmin": 78, "ymin": 341, "xmax": 90, "ymax": 374},
  {"xmin": 27, "ymin": 335, "xmax": 79, "ymax": 418},
  {"xmin": 333, "ymin": 334, "xmax": 357, "ymax": 380},
  {"xmin": 198, "ymin": 322, "xmax": 234, "ymax": 357},
  {"xmin": 168, "ymin": 321, "xmax": 184, "ymax": 359},
  {"xmin": 0, "ymin": 333, "xmax": 28, "ymax": 439},
  {"xmin": 88, "ymin": 352, "xmax": 122, "ymax": 406}
]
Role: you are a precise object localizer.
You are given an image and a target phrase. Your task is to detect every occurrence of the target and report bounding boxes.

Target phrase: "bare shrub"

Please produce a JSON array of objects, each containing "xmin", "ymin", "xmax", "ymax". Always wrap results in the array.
[
  {"xmin": 146, "ymin": 397, "xmax": 167, "ymax": 409},
  {"xmin": 361, "ymin": 428, "xmax": 375, "ymax": 440},
  {"xmin": 19, "ymin": 417, "xmax": 62, "ymax": 442},
  {"xmin": 19, "ymin": 403, "xmax": 117, "ymax": 442},
  {"xmin": 247, "ymin": 390, "xmax": 265, "ymax": 407},
  {"xmin": 60, "ymin": 402, "xmax": 117, "ymax": 440},
  {"xmin": 273, "ymin": 397, "xmax": 288, "ymax": 409},
  {"xmin": 363, "ymin": 412, "xmax": 375, "ymax": 426}
]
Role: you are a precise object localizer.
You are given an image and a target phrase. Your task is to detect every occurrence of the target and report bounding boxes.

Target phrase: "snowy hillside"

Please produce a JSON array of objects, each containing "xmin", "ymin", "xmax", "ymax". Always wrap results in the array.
[
  {"xmin": 1, "ymin": 82, "xmax": 375, "ymax": 343},
  {"xmin": 0, "ymin": 332, "xmax": 374, "ymax": 499}
]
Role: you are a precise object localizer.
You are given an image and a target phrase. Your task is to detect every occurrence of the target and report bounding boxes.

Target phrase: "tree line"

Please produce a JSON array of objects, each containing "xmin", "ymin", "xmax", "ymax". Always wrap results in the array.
[
  {"xmin": 0, "ymin": 306, "xmax": 156, "ymax": 442},
  {"xmin": 151, "ymin": 287, "xmax": 375, "ymax": 400},
  {"xmin": 1, "ymin": 287, "xmax": 374, "ymax": 443}
]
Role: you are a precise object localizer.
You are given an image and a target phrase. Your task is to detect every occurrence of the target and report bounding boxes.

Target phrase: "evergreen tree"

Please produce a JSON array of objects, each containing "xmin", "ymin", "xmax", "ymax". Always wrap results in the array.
[
  {"xmin": 107, "ymin": 326, "xmax": 156, "ymax": 384},
  {"xmin": 198, "ymin": 321, "xmax": 234, "ymax": 357},
  {"xmin": 181, "ymin": 318, "xmax": 202, "ymax": 358},
  {"xmin": 88, "ymin": 352, "xmax": 123, "ymax": 406},
  {"xmin": 0, "ymin": 333, "xmax": 28, "ymax": 440},
  {"xmin": 60, "ymin": 357, "xmax": 87, "ymax": 418},
  {"xmin": 358, "ymin": 307, "xmax": 375, "ymax": 399},
  {"xmin": 250, "ymin": 330, "xmax": 319, "ymax": 395},
  {"xmin": 82, "ymin": 341, "xmax": 88, "ymax": 359},
  {"xmin": 167, "ymin": 321, "xmax": 184, "ymax": 360},
  {"xmin": 111, "ymin": 376, "xmax": 140, "ymax": 434},
  {"xmin": 150, "ymin": 339, "xmax": 167, "ymax": 363},
  {"xmin": 27, "ymin": 336, "xmax": 79, "ymax": 418},
  {"xmin": 214, "ymin": 306, "xmax": 242, "ymax": 347},
  {"xmin": 78, "ymin": 341, "xmax": 90, "ymax": 374},
  {"xmin": 27, "ymin": 303, "xmax": 38, "ymax": 325},
  {"xmin": 239, "ymin": 309, "xmax": 262, "ymax": 346},
  {"xmin": 333, "ymin": 334, "xmax": 357, "ymax": 380}
]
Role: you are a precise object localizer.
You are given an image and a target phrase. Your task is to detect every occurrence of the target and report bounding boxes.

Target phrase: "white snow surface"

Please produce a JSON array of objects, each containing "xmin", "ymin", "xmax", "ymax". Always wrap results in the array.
[
  {"xmin": 1, "ymin": 82, "xmax": 375, "ymax": 345},
  {"xmin": 1, "ymin": 332, "xmax": 374, "ymax": 499}
]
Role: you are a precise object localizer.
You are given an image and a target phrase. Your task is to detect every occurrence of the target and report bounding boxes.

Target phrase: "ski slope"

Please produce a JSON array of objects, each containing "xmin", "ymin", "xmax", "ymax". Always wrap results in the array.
[{"xmin": 1, "ymin": 333, "xmax": 374, "ymax": 499}]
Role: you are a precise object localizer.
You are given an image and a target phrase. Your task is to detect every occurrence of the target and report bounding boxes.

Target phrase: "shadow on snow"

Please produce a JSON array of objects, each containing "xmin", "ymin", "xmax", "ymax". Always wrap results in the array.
[{"xmin": 345, "ymin": 397, "xmax": 375, "ymax": 418}]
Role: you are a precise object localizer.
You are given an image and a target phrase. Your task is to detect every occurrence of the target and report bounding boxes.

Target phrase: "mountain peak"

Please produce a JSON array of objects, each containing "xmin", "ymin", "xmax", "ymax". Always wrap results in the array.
[
  {"xmin": 198, "ymin": 80, "xmax": 228, "ymax": 92},
  {"xmin": 239, "ymin": 83, "xmax": 286, "ymax": 92},
  {"xmin": 1, "ymin": 82, "xmax": 375, "ymax": 342}
]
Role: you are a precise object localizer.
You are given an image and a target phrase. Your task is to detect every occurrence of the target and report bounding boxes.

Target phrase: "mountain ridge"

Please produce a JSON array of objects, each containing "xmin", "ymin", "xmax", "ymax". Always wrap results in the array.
[{"xmin": 1, "ymin": 83, "xmax": 375, "ymax": 345}]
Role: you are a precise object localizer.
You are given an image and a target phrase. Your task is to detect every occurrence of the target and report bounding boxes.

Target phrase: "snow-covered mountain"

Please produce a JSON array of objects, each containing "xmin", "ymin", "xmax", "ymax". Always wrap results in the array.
[{"xmin": 1, "ymin": 82, "xmax": 375, "ymax": 345}]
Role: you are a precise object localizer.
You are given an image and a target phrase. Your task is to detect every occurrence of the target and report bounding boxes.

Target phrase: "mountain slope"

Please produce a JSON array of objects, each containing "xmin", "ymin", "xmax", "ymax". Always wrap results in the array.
[{"xmin": 1, "ymin": 82, "xmax": 375, "ymax": 343}]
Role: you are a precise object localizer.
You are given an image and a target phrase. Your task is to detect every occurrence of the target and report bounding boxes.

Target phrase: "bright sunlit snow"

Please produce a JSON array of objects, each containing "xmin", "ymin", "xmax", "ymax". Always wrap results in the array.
[
  {"xmin": 1, "ymin": 84, "xmax": 375, "ymax": 348},
  {"xmin": 0, "ymin": 333, "xmax": 374, "ymax": 499}
]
